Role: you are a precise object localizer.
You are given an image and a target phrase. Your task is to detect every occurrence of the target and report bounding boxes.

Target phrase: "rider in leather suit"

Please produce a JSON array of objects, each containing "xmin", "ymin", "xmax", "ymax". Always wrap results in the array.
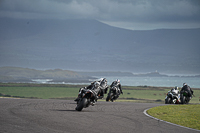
[
  {"xmin": 181, "ymin": 83, "xmax": 194, "ymax": 99},
  {"xmin": 110, "ymin": 79, "xmax": 123, "ymax": 101}
]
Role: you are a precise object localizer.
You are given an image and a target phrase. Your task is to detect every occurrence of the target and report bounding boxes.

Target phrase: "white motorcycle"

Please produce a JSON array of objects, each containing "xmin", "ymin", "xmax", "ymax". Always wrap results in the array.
[{"xmin": 165, "ymin": 88, "xmax": 180, "ymax": 104}]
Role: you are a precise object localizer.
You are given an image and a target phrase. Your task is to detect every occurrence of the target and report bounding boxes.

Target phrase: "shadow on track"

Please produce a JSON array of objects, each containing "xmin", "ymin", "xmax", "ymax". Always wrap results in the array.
[{"xmin": 50, "ymin": 109, "xmax": 76, "ymax": 112}]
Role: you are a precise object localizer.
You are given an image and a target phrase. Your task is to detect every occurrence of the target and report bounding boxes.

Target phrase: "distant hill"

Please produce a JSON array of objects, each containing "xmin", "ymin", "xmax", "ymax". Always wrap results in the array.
[
  {"xmin": 79, "ymin": 71, "xmax": 170, "ymax": 77},
  {"xmin": 78, "ymin": 71, "xmax": 134, "ymax": 77},
  {"xmin": 0, "ymin": 18, "xmax": 200, "ymax": 74},
  {"xmin": 0, "ymin": 67, "xmax": 199, "ymax": 83},
  {"xmin": 132, "ymin": 71, "xmax": 168, "ymax": 77},
  {"xmin": 0, "ymin": 67, "xmax": 93, "ymax": 83}
]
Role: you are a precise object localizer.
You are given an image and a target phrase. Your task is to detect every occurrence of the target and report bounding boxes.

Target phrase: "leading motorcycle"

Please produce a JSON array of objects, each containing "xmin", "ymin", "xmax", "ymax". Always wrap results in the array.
[{"xmin": 75, "ymin": 89, "xmax": 97, "ymax": 111}]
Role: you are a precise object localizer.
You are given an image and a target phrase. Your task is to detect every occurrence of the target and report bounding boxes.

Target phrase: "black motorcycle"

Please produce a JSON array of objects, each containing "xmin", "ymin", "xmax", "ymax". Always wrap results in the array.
[
  {"xmin": 75, "ymin": 89, "xmax": 97, "ymax": 111},
  {"xmin": 180, "ymin": 90, "xmax": 191, "ymax": 104},
  {"xmin": 106, "ymin": 86, "xmax": 120, "ymax": 102}
]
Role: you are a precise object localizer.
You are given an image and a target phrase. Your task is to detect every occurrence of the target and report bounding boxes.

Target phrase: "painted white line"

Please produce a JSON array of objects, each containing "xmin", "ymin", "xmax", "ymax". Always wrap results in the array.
[{"xmin": 143, "ymin": 108, "xmax": 200, "ymax": 132}]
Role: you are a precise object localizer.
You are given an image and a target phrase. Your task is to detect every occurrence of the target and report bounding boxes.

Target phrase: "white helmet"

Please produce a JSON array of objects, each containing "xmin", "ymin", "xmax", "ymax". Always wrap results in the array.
[{"xmin": 116, "ymin": 79, "xmax": 120, "ymax": 83}]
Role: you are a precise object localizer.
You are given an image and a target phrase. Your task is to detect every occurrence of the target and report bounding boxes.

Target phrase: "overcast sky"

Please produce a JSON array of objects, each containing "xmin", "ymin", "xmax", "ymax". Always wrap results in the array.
[{"xmin": 0, "ymin": 0, "xmax": 200, "ymax": 30}]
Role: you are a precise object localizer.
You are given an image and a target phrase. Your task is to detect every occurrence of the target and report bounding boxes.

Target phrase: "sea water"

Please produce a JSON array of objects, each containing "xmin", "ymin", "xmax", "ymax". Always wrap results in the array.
[
  {"xmin": 31, "ymin": 76, "xmax": 200, "ymax": 88},
  {"xmin": 94, "ymin": 76, "xmax": 200, "ymax": 88}
]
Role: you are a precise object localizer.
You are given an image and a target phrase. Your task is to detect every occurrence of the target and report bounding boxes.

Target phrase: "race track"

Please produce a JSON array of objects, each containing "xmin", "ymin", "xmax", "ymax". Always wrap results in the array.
[{"xmin": 0, "ymin": 98, "xmax": 198, "ymax": 133}]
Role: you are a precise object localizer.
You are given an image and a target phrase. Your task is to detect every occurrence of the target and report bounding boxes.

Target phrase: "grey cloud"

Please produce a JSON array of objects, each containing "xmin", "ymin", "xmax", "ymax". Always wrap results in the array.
[{"xmin": 0, "ymin": 0, "xmax": 199, "ymax": 30}]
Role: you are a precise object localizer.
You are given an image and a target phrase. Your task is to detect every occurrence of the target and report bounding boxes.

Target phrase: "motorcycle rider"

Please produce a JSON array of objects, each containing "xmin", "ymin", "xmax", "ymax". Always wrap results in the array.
[
  {"xmin": 86, "ymin": 81, "xmax": 97, "ymax": 90},
  {"xmin": 86, "ymin": 78, "xmax": 108, "ymax": 98},
  {"xmin": 110, "ymin": 79, "xmax": 123, "ymax": 101},
  {"xmin": 74, "ymin": 80, "xmax": 97, "ymax": 102},
  {"xmin": 181, "ymin": 83, "xmax": 194, "ymax": 100},
  {"xmin": 85, "ymin": 78, "xmax": 107, "ymax": 89},
  {"xmin": 90, "ymin": 81, "xmax": 104, "ymax": 105},
  {"xmin": 99, "ymin": 78, "xmax": 109, "ymax": 98},
  {"xmin": 74, "ymin": 78, "xmax": 108, "ymax": 101},
  {"xmin": 171, "ymin": 86, "xmax": 180, "ymax": 94},
  {"xmin": 74, "ymin": 86, "xmax": 87, "ymax": 102},
  {"xmin": 74, "ymin": 78, "xmax": 104, "ymax": 102}
]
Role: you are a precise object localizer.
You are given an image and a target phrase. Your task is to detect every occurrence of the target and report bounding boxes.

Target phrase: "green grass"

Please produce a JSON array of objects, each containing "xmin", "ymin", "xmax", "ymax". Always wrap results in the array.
[
  {"xmin": 0, "ymin": 83, "xmax": 200, "ymax": 103},
  {"xmin": 0, "ymin": 83, "xmax": 81, "ymax": 99},
  {"xmin": 121, "ymin": 87, "xmax": 200, "ymax": 103},
  {"xmin": 121, "ymin": 89, "xmax": 167, "ymax": 99},
  {"xmin": 0, "ymin": 86, "xmax": 79, "ymax": 99},
  {"xmin": 147, "ymin": 105, "xmax": 200, "ymax": 130}
]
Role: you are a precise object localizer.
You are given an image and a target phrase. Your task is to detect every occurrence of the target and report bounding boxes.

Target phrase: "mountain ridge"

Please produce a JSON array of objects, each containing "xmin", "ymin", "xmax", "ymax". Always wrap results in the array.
[{"xmin": 0, "ymin": 18, "xmax": 200, "ymax": 74}]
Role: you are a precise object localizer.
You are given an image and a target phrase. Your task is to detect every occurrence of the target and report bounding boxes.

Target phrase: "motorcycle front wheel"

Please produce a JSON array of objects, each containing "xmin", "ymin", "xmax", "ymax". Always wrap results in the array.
[
  {"xmin": 76, "ymin": 98, "xmax": 87, "ymax": 111},
  {"xmin": 166, "ymin": 97, "xmax": 172, "ymax": 104},
  {"xmin": 181, "ymin": 95, "xmax": 186, "ymax": 104},
  {"xmin": 106, "ymin": 93, "xmax": 111, "ymax": 102}
]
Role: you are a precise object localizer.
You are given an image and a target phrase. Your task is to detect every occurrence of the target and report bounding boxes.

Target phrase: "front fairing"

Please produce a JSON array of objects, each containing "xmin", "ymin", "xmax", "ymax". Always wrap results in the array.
[
  {"xmin": 165, "ymin": 91, "xmax": 170, "ymax": 99},
  {"xmin": 165, "ymin": 95, "xmax": 168, "ymax": 100},
  {"xmin": 168, "ymin": 92, "xmax": 173, "ymax": 98},
  {"xmin": 172, "ymin": 94, "xmax": 181, "ymax": 104}
]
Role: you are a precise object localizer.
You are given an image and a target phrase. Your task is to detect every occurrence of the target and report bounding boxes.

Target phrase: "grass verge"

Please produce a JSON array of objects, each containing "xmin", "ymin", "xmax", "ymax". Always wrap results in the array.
[
  {"xmin": 0, "ymin": 83, "xmax": 199, "ymax": 103},
  {"xmin": 147, "ymin": 104, "xmax": 200, "ymax": 130}
]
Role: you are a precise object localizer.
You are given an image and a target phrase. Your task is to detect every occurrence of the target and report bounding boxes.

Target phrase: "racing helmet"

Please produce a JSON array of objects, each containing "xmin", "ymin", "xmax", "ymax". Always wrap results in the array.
[
  {"xmin": 116, "ymin": 79, "xmax": 120, "ymax": 83},
  {"xmin": 183, "ymin": 83, "xmax": 187, "ymax": 86},
  {"xmin": 175, "ymin": 86, "xmax": 178, "ymax": 90}
]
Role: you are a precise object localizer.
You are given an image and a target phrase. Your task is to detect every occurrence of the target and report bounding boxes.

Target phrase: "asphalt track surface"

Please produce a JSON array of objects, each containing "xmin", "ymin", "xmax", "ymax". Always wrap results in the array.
[{"xmin": 0, "ymin": 98, "xmax": 199, "ymax": 133}]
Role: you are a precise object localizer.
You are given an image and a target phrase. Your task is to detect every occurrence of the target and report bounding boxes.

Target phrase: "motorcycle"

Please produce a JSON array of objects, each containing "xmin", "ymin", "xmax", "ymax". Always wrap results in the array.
[
  {"xmin": 75, "ymin": 89, "xmax": 97, "ymax": 111},
  {"xmin": 180, "ymin": 90, "xmax": 191, "ymax": 104},
  {"xmin": 165, "ymin": 89, "xmax": 180, "ymax": 104},
  {"xmin": 106, "ymin": 86, "xmax": 120, "ymax": 102}
]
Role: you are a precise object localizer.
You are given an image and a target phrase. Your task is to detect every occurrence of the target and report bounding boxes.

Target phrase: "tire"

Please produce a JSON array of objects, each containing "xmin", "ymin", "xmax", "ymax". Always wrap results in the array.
[
  {"xmin": 185, "ymin": 97, "xmax": 189, "ymax": 104},
  {"xmin": 106, "ymin": 93, "xmax": 113, "ymax": 102},
  {"xmin": 165, "ymin": 98, "xmax": 168, "ymax": 104},
  {"xmin": 181, "ymin": 95, "xmax": 186, "ymax": 104},
  {"xmin": 75, "ymin": 98, "xmax": 87, "ymax": 111},
  {"xmin": 166, "ymin": 97, "xmax": 171, "ymax": 104},
  {"xmin": 106, "ymin": 94, "xmax": 110, "ymax": 102},
  {"xmin": 110, "ymin": 93, "xmax": 114, "ymax": 102}
]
